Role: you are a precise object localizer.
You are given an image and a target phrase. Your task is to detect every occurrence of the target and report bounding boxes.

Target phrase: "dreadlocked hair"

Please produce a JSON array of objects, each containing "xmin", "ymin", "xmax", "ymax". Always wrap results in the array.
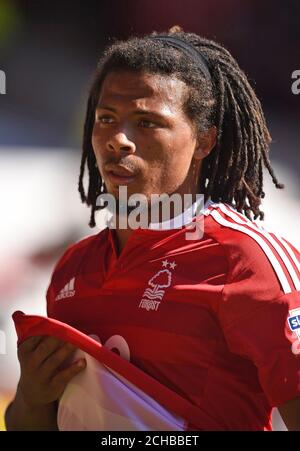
[{"xmin": 79, "ymin": 28, "xmax": 283, "ymax": 227}]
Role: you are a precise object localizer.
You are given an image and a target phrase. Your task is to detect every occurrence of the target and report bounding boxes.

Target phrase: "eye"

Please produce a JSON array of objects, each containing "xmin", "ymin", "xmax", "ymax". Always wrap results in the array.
[
  {"xmin": 138, "ymin": 119, "xmax": 157, "ymax": 128},
  {"xmin": 96, "ymin": 115, "xmax": 115, "ymax": 124}
]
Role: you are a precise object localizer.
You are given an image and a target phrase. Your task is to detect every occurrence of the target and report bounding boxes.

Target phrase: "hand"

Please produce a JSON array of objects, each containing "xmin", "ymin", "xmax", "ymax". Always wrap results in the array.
[{"xmin": 17, "ymin": 336, "xmax": 86, "ymax": 408}]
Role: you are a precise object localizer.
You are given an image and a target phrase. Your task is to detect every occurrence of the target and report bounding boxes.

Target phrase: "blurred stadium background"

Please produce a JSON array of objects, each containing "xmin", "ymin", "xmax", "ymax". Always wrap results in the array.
[{"xmin": 0, "ymin": 0, "xmax": 299, "ymax": 431}]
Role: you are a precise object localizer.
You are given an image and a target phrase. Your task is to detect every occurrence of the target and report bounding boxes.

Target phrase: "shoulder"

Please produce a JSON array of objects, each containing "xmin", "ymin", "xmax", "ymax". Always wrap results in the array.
[
  {"xmin": 46, "ymin": 228, "xmax": 110, "ymax": 315},
  {"xmin": 47, "ymin": 227, "xmax": 109, "ymax": 291},
  {"xmin": 52, "ymin": 228, "xmax": 109, "ymax": 272},
  {"xmin": 203, "ymin": 202, "xmax": 300, "ymax": 297}
]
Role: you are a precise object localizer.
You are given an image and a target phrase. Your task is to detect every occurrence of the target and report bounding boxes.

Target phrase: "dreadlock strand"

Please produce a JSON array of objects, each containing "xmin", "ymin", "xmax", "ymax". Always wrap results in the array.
[
  {"xmin": 205, "ymin": 65, "xmax": 225, "ymax": 197},
  {"xmin": 223, "ymin": 79, "xmax": 244, "ymax": 199},
  {"xmin": 79, "ymin": 96, "xmax": 96, "ymax": 203}
]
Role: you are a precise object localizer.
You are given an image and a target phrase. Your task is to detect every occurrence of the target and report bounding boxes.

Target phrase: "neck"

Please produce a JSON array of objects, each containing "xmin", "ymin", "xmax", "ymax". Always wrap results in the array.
[
  {"xmin": 112, "ymin": 161, "xmax": 203, "ymax": 255},
  {"xmin": 113, "ymin": 195, "xmax": 203, "ymax": 256},
  {"xmin": 114, "ymin": 227, "xmax": 133, "ymax": 256}
]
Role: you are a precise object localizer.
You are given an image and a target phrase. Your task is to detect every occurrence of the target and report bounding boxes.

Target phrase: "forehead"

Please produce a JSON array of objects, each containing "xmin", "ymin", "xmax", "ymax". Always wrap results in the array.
[{"xmin": 97, "ymin": 71, "xmax": 187, "ymax": 111}]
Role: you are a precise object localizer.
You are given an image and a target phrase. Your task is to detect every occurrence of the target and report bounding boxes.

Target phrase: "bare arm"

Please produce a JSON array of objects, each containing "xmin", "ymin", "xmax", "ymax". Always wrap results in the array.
[
  {"xmin": 278, "ymin": 396, "xmax": 300, "ymax": 431},
  {"xmin": 5, "ymin": 391, "xmax": 59, "ymax": 431},
  {"xmin": 5, "ymin": 336, "xmax": 86, "ymax": 431}
]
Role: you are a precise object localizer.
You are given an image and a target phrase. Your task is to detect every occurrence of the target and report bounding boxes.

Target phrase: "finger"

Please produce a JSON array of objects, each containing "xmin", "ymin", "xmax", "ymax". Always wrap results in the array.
[
  {"xmin": 40, "ymin": 342, "xmax": 77, "ymax": 380},
  {"xmin": 51, "ymin": 359, "xmax": 86, "ymax": 394},
  {"xmin": 18, "ymin": 336, "xmax": 44, "ymax": 363},
  {"xmin": 18, "ymin": 336, "xmax": 44, "ymax": 354},
  {"xmin": 32, "ymin": 336, "xmax": 68, "ymax": 369}
]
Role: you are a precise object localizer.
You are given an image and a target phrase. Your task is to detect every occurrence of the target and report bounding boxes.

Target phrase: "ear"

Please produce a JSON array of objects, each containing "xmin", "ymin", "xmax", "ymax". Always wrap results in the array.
[{"xmin": 193, "ymin": 126, "xmax": 217, "ymax": 160}]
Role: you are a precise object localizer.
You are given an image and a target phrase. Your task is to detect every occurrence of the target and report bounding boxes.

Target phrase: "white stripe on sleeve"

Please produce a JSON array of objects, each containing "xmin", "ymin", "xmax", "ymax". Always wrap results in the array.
[
  {"xmin": 210, "ymin": 209, "xmax": 292, "ymax": 294},
  {"xmin": 218, "ymin": 204, "xmax": 300, "ymax": 291}
]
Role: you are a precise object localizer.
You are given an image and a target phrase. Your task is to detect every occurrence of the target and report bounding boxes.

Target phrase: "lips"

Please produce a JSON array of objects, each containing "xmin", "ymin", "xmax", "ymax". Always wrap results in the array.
[
  {"xmin": 108, "ymin": 165, "xmax": 135, "ymax": 177},
  {"xmin": 105, "ymin": 164, "xmax": 137, "ymax": 185}
]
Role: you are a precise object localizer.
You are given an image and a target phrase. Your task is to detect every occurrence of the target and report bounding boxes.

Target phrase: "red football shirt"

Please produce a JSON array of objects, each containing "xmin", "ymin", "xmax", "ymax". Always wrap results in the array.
[{"xmin": 46, "ymin": 201, "xmax": 300, "ymax": 430}]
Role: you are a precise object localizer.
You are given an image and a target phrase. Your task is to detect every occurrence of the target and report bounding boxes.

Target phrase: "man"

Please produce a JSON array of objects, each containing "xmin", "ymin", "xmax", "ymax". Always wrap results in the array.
[{"xmin": 5, "ymin": 29, "xmax": 300, "ymax": 430}]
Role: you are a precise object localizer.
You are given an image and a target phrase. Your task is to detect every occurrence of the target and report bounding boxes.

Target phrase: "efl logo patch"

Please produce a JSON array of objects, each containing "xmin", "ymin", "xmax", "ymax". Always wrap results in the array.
[
  {"xmin": 289, "ymin": 315, "xmax": 300, "ymax": 331},
  {"xmin": 288, "ymin": 308, "xmax": 300, "ymax": 340}
]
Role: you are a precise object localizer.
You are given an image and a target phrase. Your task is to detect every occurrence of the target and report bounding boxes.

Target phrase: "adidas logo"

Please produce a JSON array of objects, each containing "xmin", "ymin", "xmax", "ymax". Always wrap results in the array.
[{"xmin": 55, "ymin": 277, "xmax": 76, "ymax": 301}]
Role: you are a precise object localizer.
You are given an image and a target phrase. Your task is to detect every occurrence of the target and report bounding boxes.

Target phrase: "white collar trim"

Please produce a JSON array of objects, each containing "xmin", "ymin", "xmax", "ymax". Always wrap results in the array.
[{"xmin": 148, "ymin": 197, "xmax": 214, "ymax": 230}]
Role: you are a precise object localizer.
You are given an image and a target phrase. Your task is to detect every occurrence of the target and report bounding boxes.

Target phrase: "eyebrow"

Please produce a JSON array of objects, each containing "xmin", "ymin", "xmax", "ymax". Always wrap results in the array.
[
  {"xmin": 96, "ymin": 104, "xmax": 116, "ymax": 112},
  {"xmin": 96, "ymin": 104, "xmax": 165, "ymax": 117}
]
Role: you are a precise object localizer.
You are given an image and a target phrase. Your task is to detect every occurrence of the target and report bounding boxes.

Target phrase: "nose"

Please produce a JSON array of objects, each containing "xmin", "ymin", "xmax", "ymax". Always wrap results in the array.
[{"xmin": 106, "ymin": 132, "xmax": 136, "ymax": 155}]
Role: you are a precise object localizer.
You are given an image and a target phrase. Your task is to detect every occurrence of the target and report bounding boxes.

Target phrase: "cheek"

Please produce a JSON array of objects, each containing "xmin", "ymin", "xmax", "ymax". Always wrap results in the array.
[
  {"xmin": 91, "ymin": 127, "xmax": 98, "ymax": 150},
  {"xmin": 92, "ymin": 125, "xmax": 101, "ymax": 145},
  {"xmin": 142, "ymin": 132, "xmax": 193, "ymax": 174},
  {"xmin": 91, "ymin": 129, "xmax": 106, "ymax": 159},
  {"xmin": 156, "ymin": 135, "xmax": 195, "ymax": 184},
  {"xmin": 171, "ymin": 134, "xmax": 196, "ymax": 171},
  {"xmin": 163, "ymin": 142, "xmax": 193, "ymax": 173},
  {"xmin": 142, "ymin": 147, "xmax": 183, "ymax": 190}
]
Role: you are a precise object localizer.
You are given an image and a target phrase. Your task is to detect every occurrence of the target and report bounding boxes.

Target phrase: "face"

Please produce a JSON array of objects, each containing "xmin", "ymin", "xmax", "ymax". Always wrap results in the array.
[{"xmin": 92, "ymin": 70, "xmax": 215, "ymax": 202}]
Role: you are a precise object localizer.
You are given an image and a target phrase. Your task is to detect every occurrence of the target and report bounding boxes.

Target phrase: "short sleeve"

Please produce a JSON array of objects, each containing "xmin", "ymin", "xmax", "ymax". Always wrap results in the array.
[{"xmin": 218, "ymin": 235, "xmax": 300, "ymax": 407}]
